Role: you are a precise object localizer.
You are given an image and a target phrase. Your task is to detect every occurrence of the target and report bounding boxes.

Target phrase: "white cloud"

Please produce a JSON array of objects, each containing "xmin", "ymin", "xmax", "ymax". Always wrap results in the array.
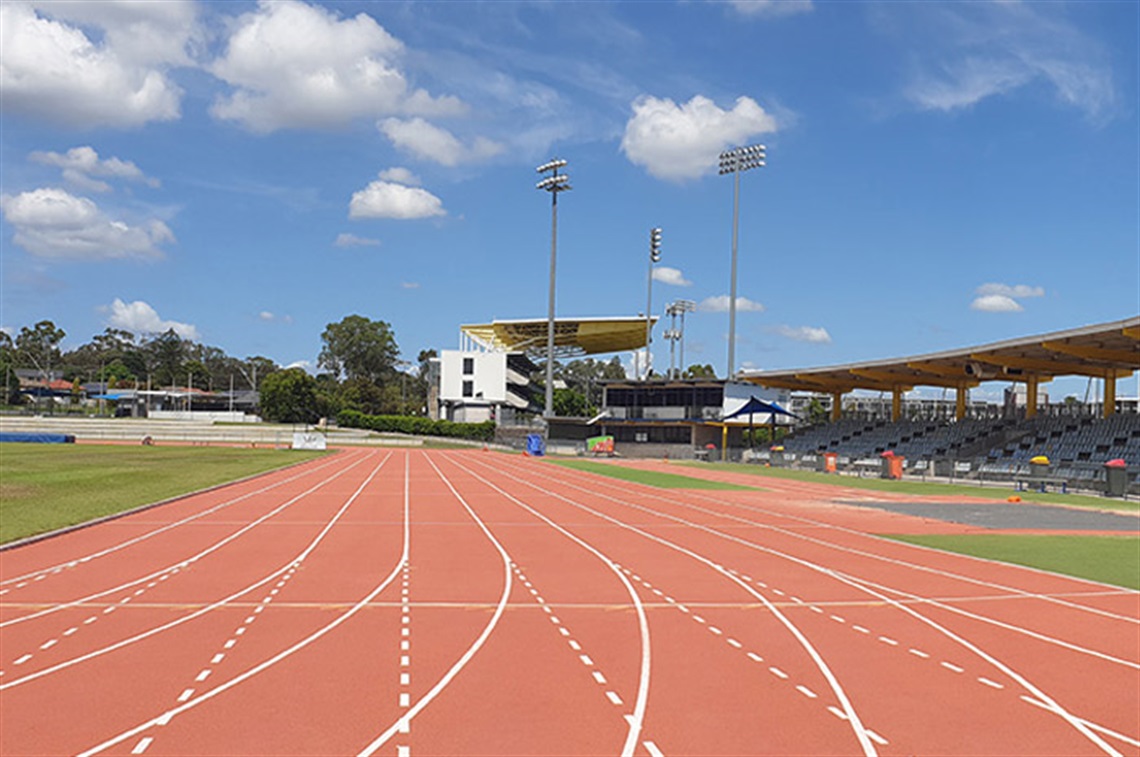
[
  {"xmin": 970, "ymin": 282, "xmax": 1044, "ymax": 312},
  {"xmin": 652, "ymin": 266, "xmax": 692, "ymax": 286},
  {"xmin": 349, "ymin": 179, "xmax": 446, "ymax": 220},
  {"xmin": 106, "ymin": 298, "xmax": 198, "ymax": 340},
  {"xmin": 258, "ymin": 311, "xmax": 293, "ymax": 323},
  {"xmin": 621, "ymin": 95, "xmax": 777, "ymax": 182},
  {"xmin": 976, "ymin": 283, "xmax": 1045, "ymax": 299},
  {"xmin": 899, "ymin": 4, "xmax": 1115, "ymax": 120},
  {"xmin": 258, "ymin": 311, "xmax": 275, "ymax": 321},
  {"xmin": 0, "ymin": 2, "xmax": 189, "ymax": 128},
  {"xmin": 698, "ymin": 295, "xmax": 766, "ymax": 313},
  {"xmin": 210, "ymin": 0, "xmax": 463, "ymax": 133},
  {"xmin": 334, "ymin": 232, "xmax": 381, "ymax": 248},
  {"xmin": 0, "ymin": 187, "xmax": 174, "ymax": 260},
  {"xmin": 728, "ymin": 1, "xmax": 813, "ymax": 18},
  {"xmin": 400, "ymin": 282, "xmax": 421, "ymax": 289},
  {"xmin": 379, "ymin": 118, "xmax": 504, "ymax": 166},
  {"xmin": 971, "ymin": 294, "xmax": 1023, "ymax": 313},
  {"xmin": 771, "ymin": 325, "xmax": 832, "ymax": 343},
  {"xmin": 29, "ymin": 146, "xmax": 158, "ymax": 193},
  {"xmin": 377, "ymin": 167, "xmax": 421, "ymax": 186}
]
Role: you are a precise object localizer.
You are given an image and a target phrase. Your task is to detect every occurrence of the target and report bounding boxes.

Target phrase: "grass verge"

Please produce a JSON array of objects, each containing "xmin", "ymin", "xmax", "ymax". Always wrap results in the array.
[
  {"xmin": 679, "ymin": 462, "xmax": 1138, "ymax": 512},
  {"xmin": 0, "ymin": 443, "xmax": 326, "ymax": 544},
  {"xmin": 547, "ymin": 458, "xmax": 755, "ymax": 490},
  {"xmin": 883, "ymin": 533, "xmax": 1140, "ymax": 590}
]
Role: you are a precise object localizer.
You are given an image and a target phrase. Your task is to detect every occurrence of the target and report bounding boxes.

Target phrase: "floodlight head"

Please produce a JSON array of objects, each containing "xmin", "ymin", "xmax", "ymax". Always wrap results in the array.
[
  {"xmin": 649, "ymin": 226, "xmax": 662, "ymax": 262},
  {"xmin": 536, "ymin": 158, "xmax": 568, "ymax": 174},
  {"xmin": 536, "ymin": 174, "xmax": 571, "ymax": 192}
]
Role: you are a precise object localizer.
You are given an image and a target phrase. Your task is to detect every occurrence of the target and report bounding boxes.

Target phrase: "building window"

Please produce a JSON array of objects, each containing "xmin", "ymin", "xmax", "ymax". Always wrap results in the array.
[
  {"xmin": 463, "ymin": 357, "xmax": 474, "ymax": 375},
  {"xmin": 462, "ymin": 380, "xmax": 474, "ymax": 398}
]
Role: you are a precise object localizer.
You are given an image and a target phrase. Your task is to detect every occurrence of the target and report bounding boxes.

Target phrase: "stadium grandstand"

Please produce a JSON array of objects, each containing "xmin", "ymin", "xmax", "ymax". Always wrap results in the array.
[{"xmin": 740, "ymin": 316, "xmax": 1139, "ymax": 494}]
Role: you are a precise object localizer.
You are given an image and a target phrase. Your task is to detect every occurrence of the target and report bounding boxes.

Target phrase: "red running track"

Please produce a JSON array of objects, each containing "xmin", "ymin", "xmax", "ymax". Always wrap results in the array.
[{"xmin": 1, "ymin": 448, "xmax": 1137, "ymax": 756}]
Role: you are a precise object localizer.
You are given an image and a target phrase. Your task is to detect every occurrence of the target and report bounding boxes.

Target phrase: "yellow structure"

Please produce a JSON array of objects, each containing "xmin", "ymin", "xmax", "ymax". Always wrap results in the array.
[{"xmin": 461, "ymin": 316, "xmax": 658, "ymax": 358}]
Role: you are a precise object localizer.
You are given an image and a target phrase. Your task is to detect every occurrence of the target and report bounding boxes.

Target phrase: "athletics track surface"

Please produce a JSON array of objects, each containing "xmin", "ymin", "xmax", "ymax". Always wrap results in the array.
[{"xmin": 0, "ymin": 448, "xmax": 1137, "ymax": 756}]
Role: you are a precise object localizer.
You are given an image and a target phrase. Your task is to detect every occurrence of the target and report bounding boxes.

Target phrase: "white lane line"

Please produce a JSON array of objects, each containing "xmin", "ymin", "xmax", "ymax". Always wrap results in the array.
[
  {"xmin": 400, "ymin": 673, "xmax": 410, "ymax": 686},
  {"xmin": 402, "ymin": 628, "xmax": 410, "ymax": 636},
  {"xmin": 130, "ymin": 737, "xmax": 153, "ymax": 754},
  {"xmin": 708, "ymin": 626, "xmax": 723, "ymax": 635},
  {"xmin": 40, "ymin": 640, "xmax": 58, "ymax": 651},
  {"xmin": 223, "ymin": 640, "xmax": 236, "ymax": 649},
  {"xmin": 235, "ymin": 628, "xmax": 246, "ymax": 636},
  {"xmin": 401, "ymin": 641, "xmax": 409, "ymax": 651},
  {"xmin": 866, "ymin": 730, "xmax": 889, "ymax": 746},
  {"xmin": 726, "ymin": 638, "xmax": 743, "ymax": 649},
  {"xmin": 64, "ymin": 628, "xmax": 78, "ymax": 637},
  {"xmin": 747, "ymin": 652, "xmax": 763, "ymax": 663},
  {"xmin": 397, "ymin": 746, "xmax": 410, "ymax": 757},
  {"xmin": 558, "ymin": 627, "xmax": 570, "ymax": 637},
  {"xmin": 791, "ymin": 596, "xmax": 804, "ymax": 604},
  {"xmin": 211, "ymin": 654, "xmax": 224, "ymax": 664},
  {"xmin": 177, "ymin": 689, "xmax": 194, "ymax": 703},
  {"xmin": 1019, "ymin": 697, "xmax": 1140, "ymax": 749},
  {"xmin": 810, "ymin": 606, "xmax": 824, "ymax": 614},
  {"xmin": 769, "ymin": 667, "xmax": 789, "ymax": 679},
  {"xmin": 852, "ymin": 625, "xmax": 870, "ymax": 634},
  {"xmin": 397, "ymin": 718, "xmax": 410, "ymax": 734},
  {"xmin": 908, "ymin": 648, "xmax": 930, "ymax": 659},
  {"xmin": 244, "ymin": 616, "xmax": 255, "ymax": 624},
  {"xmin": 644, "ymin": 741, "xmax": 665, "ymax": 757},
  {"xmin": 606, "ymin": 691, "xmax": 624, "ymax": 706},
  {"xmin": 118, "ymin": 597, "xmax": 131, "ymax": 604},
  {"xmin": 796, "ymin": 685, "xmax": 818, "ymax": 699},
  {"xmin": 400, "ymin": 655, "xmax": 410, "ymax": 667},
  {"xmin": 692, "ymin": 615, "xmax": 706, "ymax": 624},
  {"xmin": 677, "ymin": 605, "xmax": 689, "ymax": 613},
  {"xmin": 550, "ymin": 616, "xmax": 561, "ymax": 625},
  {"xmin": 14, "ymin": 655, "xmax": 32, "ymax": 665},
  {"xmin": 772, "ymin": 589, "xmax": 785, "ymax": 596},
  {"xmin": 878, "ymin": 637, "xmax": 898, "ymax": 646},
  {"xmin": 978, "ymin": 677, "xmax": 1004, "ymax": 689},
  {"xmin": 194, "ymin": 670, "xmax": 211, "ymax": 682},
  {"xmin": 84, "ymin": 617, "xmax": 97, "ymax": 624},
  {"xmin": 592, "ymin": 671, "xmax": 607, "ymax": 684},
  {"xmin": 399, "ymin": 693, "xmax": 410, "ymax": 708},
  {"xmin": 579, "ymin": 655, "xmax": 594, "ymax": 666},
  {"xmin": 941, "ymin": 662, "xmax": 964, "ymax": 673},
  {"xmin": 828, "ymin": 706, "xmax": 849, "ymax": 721},
  {"xmin": 568, "ymin": 640, "xmax": 581, "ymax": 651}
]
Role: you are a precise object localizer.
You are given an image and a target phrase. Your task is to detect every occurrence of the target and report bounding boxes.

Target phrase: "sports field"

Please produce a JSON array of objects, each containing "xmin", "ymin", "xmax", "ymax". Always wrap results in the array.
[{"xmin": 1, "ymin": 447, "xmax": 1137, "ymax": 755}]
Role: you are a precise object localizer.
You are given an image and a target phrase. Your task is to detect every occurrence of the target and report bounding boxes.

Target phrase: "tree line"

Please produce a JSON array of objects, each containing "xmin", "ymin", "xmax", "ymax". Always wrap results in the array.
[{"xmin": 1, "ymin": 314, "xmax": 719, "ymax": 424}]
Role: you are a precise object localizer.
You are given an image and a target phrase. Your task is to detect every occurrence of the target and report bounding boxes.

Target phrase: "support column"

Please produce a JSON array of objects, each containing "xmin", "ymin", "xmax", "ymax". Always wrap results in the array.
[
  {"xmin": 831, "ymin": 392, "xmax": 842, "ymax": 422},
  {"xmin": 721, "ymin": 424, "xmax": 728, "ymax": 462},
  {"xmin": 892, "ymin": 388, "xmax": 902, "ymax": 422},
  {"xmin": 1026, "ymin": 376, "xmax": 1039, "ymax": 419},
  {"xmin": 955, "ymin": 383, "xmax": 967, "ymax": 420},
  {"xmin": 1104, "ymin": 374, "xmax": 1117, "ymax": 418}
]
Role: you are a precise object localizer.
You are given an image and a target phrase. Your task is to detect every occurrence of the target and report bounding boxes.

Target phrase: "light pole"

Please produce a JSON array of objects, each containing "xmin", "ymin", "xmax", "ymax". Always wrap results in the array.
[
  {"xmin": 665, "ymin": 298, "xmax": 696, "ymax": 379},
  {"xmin": 719, "ymin": 144, "xmax": 765, "ymax": 380},
  {"xmin": 536, "ymin": 158, "xmax": 571, "ymax": 418},
  {"xmin": 645, "ymin": 227, "xmax": 662, "ymax": 381}
]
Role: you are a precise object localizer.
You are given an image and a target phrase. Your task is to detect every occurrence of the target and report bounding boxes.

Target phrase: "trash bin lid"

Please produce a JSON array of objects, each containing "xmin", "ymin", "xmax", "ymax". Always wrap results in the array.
[
  {"xmin": 1104, "ymin": 458, "xmax": 1127, "ymax": 469},
  {"xmin": 1029, "ymin": 455, "xmax": 1050, "ymax": 465}
]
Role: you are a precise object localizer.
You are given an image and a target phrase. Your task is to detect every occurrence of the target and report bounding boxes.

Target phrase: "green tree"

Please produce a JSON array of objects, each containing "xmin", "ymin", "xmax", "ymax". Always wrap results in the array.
[
  {"xmin": 16, "ymin": 320, "xmax": 66, "ymax": 382},
  {"xmin": 683, "ymin": 363, "xmax": 717, "ymax": 379},
  {"xmin": 807, "ymin": 398, "xmax": 828, "ymax": 425},
  {"xmin": 146, "ymin": 329, "xmax": 187, "ymax": 387},
  {"xmin": 318, "ymin": 315, "xmax": 399, "ymax": 383},
  {"xmin": 552, "ymin": 387, "xmax": 589, "ymax": 417},
  {"xmin": 259, "ymin": 368, "xmax": 320, "ymax": 423}
]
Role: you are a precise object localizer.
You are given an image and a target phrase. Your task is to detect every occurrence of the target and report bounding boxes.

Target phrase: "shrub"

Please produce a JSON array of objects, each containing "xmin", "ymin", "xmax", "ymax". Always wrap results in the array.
[{"xmin": 337, "ymin": 410, "xmax": 495, "ymax": 442}]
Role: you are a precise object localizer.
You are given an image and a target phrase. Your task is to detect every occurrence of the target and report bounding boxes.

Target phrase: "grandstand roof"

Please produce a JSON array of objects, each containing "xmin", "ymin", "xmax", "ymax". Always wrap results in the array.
[
  {"xmin": 741, "ymin": 316, "xmax": 1140, "ymax": 394},
  {"xmin": 461, "ymin": 316, "xmax": 658, "ymax": 358}
]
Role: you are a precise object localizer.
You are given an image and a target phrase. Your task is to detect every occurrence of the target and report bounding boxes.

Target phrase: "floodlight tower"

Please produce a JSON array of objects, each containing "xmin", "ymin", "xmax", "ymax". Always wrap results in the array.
[
  {"xmin": 645, "ymin": 227, "xmax": 662, "ymax": 381},
  {"xmin": 719, "ymin": 144, "xmax": 765, "ymax": 380},
  {"xmin": 536, "ymin": 158, "xmax": 571, "ymax": 417},
  {"xmin": 665, "ymin": 298, "xmax": 696, "ymax": 378}
]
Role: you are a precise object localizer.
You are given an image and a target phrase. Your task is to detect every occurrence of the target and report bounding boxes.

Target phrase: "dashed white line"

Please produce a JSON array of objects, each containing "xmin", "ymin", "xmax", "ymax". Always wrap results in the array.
[
  {"xmin": 558, "ymin": 627, "xmax": 570, "ymax": 637},
  {"xmin": 40, "ymin": 640, "xmax": 57, "ymax": 651},
  {"xmin": 400, "ymin": 655, "xmax": 410, "ymax": 667},
  {"xmin": 400, "ymin": 673, "xmax": 410, "ymax": 686},
  {"xmin": 747, "ymin": 652, "xmax": 764, "ymax": 663},
  {"xmin": 878, "ymin": 636, "xmax": 898, "ymax": 646},
  {"xmin": 726, "ymin": 638, "xmax": 743, "ymax": 649},
  {"xmin": 644, "ymin": 741, "xmax": 665, "ymax": 757},
  {"xmin": 828, "ymin": 705, "xmax": 849, "ymax": 721},
  {"xmin": 211, "ymin": 654, "xmax": 225, "ymax": 664},
  {"xmin": 579, "ymin": 654, "xmax": 594, "ymax": 666},
  {"xmin": 130, "ymin": 736, "xmax": 153, "ymax": 754},
  {"xmin": 399, "ymin": 693, "xmax": 410, "ymax": 707},
  {"xmin": 796, "ymin": 685, "xmax": 818, "ymax": 699},
  {"xmin": 769, "ymin": 667, "xmax": 789, "ymax": 679},
  {"xmin": 692, "ymin": 615, "xmax": 706, "ymax": 624},
  {"xmin": 194, "ymin": 670, "xmax": 211, "ymax": 682},
  {"xmin": 592, "ymin": 671, "xmax": 607, "ymax": 684},
  {"xmin": 606, "ymin": 691, "xmax": 623, "ymax": 705},
  {"xmin": 908, "ymin": 648, "xmax": 930, "ymax": 659},
  {"xmin": 867, "ymin": 729, "xmax": 889, "ymax": 746},
  {"xmin": 568, "ymin": 640, "xmax": 581, "ymax": 651},
  {"xmin": 177, "ymin": 688, "xmax": 194, "ymax": 703},
  {"xmin": 63, "ymin": 628, "xmax": 78, "ymax": 637},
  {"xmin": 852, "ymin": 625, "xmax": 869, "ymax": 634},
  {"xmin": 223, "ymin": 640, "xmax": 236, "ymax": 649},
  {"xmin": 978, "ymin": 677, "xmax": 1004, "ymax": 689},
  {"xmin": 941, "ymin": 662, "xmax": 965, "ymax": 673},
  {"xmin": 708, "ymin": 626, "xmax": 723, "ymax": 635},
  {"xmin": 14, "ymin": 655, "xmax": 32, "ymax": 665}
]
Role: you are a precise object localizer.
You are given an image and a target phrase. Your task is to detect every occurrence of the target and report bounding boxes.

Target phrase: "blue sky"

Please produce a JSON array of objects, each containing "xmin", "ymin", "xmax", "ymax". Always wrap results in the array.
[{"xmin": 2, "ymin": 0, "xmax": 1137, "ymax": 400}]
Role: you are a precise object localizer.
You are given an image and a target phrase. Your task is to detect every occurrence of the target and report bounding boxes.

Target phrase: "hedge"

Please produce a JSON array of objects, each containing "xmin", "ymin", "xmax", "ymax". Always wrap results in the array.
[{"xmin": 337, "ymin": 410, "xmax": 496, "ymax": 442}]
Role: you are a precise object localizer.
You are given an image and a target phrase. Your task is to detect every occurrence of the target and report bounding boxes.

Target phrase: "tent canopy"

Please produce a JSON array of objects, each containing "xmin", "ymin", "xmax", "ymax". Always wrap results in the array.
[{"xmin": 723, "ymin": 396, "xmax": 798, "ymax": 421}]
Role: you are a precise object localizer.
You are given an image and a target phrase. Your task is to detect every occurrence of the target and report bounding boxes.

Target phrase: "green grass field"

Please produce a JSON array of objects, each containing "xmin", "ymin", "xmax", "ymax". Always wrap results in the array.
[
  {"xmin": 884, "ymin": 533, "xmax": 1140, "ymax": 590},
  {"xmin": 0, "ymin": 443, "xmax": 326, "ymax": 544},
  {"xmin": 547, "ymin": 459, "xmax": 755, "ymax": 490},
  {"xmin": 680, "ymin": 461, "xmax": 1139, "ymax": 512}
]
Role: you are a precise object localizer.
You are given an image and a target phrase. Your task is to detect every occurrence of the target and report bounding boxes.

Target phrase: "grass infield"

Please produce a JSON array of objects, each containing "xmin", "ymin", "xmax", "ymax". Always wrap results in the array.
[
  {"xmin": 547, "ymin": 458, "xmax": 755, "ymax": 490},
  {"xmin": 883, "ymin": 533, "xmax": 1140, "ymax": 590},
  {"xmin": 680, "ymin": 461, "xmax": 1139, "ymax": 512},
  {"xmin": 0, "ymin": 443, "xmax": 326, "ymax": 544}
]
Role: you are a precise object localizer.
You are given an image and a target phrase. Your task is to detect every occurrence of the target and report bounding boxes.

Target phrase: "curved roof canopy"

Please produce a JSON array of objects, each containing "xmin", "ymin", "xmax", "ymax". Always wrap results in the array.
[
  {"xmin": 740, "ymin": 316, "xmax": 1140, "ymax": 394},
  {"xmin": 461, "ymin": 316, "xmax": 657, "ymax": 358}
]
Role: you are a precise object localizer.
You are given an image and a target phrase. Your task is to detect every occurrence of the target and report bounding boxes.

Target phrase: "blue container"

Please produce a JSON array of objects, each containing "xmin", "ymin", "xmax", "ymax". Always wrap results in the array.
[{"xmin": 526, "ymin": 434, "xmax": 545, "ymax": 457}]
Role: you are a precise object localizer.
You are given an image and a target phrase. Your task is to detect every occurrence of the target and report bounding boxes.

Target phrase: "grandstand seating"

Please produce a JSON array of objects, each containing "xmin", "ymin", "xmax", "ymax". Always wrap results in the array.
[{"xmin": 779, "ymin": 414, "xmax": 1140, "ymax": 491}]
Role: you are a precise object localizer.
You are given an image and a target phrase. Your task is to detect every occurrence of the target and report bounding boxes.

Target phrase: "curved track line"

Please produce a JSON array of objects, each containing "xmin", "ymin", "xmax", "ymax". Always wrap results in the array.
[
  {"xmin": 462, "ymin": 453, "xmax": 878, "ymax": 757},
  {"xmin": 0, "ymin": 449, "xmax": 358, "ymax": 584},
  {"xmin": 501, "ymin": 458, "xmax": 1130, "ymax": 755},
  {"xmin": 73, "ymin": 450, "xmax": 406, "ymax": 757},
  {"xmin": 441, "ymin": 452, "xmax": 651, "ymax": 757},
  {"xmin": 525, "ymin": 460, "xmax": 1140, "ymax": 656},
  {"xmin": 1, "ymin": 452, "xmax": 391, "ymax": 691},
  {"xmin": 355, "ymin": 451, "xmax": 515, "ymax": 757}
]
